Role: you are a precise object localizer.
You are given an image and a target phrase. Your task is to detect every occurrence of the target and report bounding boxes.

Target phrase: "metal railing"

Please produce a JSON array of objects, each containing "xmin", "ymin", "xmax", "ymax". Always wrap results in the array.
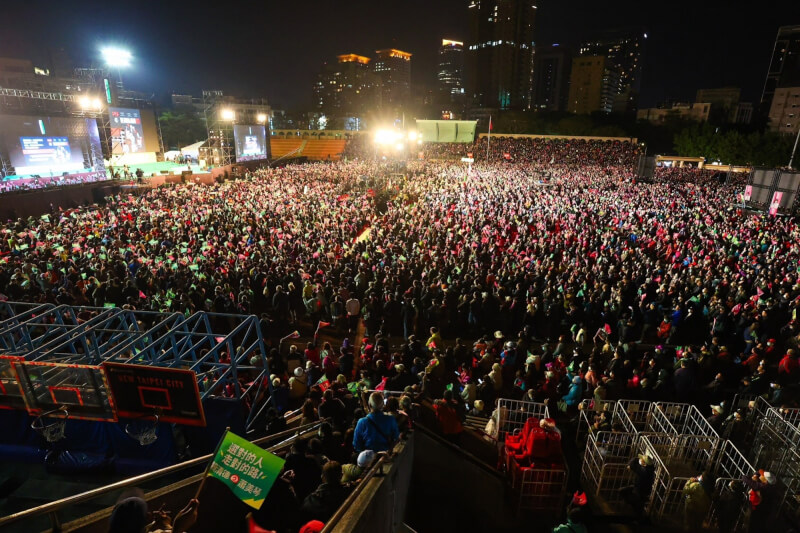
[{"xmin": 0, "ymin": 421, "xmax": 323, "ymax": 531}]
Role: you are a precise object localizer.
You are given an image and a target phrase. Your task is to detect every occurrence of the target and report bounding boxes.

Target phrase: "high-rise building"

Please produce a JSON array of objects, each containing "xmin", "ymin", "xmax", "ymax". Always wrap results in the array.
[
  {"xmin": 768, "ymin": 86, "xmax": 800, "ymax": 135},
  {"xmin": 695, "ymin": 87, "xmax": 752, "ymax": 125},
  {"xmin": 313, "ymin": 54, "xmax": 381, "ymax": 118},
  {"xmin": 761, "ymin": 25, "xmax": 800, "ymax": 117},
  {"xmin": 567, "ymin": 56, "xmax": 620, "ymax": 115},
  {"xmin": 579, "ymin": 29, "xmax": 646, "ymax": 112},
  {"xmin": 438, "ymin": 39, "xmax": 465, "ymax": 109},
  {"xmin": 532, "ymin": 44, "xmax": 572, "ymax": 112},
  {"xmin": 465, "ymin": 0, "xmax": 537, "ymax": 110},
  {"xmin": 373, "ymin": 49, "xmax": 412, "ymax": 112}
]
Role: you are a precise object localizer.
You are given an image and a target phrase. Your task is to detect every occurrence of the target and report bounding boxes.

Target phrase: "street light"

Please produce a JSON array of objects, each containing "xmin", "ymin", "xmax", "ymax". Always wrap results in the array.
[
  {"xmin": 101, "ymin": 47, "xmax": 132, "ymax": 99},
  {"xmin": 101, "ymin": 47, "xmax": 132, "ymax": 68}
]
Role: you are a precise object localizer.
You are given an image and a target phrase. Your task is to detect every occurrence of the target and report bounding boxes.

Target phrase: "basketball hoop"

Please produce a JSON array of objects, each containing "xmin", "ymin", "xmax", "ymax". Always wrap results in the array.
[
  {"xmin": 31, "ymin": 405, "xmax": 69, "ymax": 443},
  {"xmin": 125, "ymin": 410, "xmax": 161, "ymax": 446}
]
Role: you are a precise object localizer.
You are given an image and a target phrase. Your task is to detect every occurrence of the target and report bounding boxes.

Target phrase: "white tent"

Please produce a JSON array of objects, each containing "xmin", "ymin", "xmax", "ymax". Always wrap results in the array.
[{"xmin": 181, "ymin": 141, "xmax": 204, "ymax": 159}]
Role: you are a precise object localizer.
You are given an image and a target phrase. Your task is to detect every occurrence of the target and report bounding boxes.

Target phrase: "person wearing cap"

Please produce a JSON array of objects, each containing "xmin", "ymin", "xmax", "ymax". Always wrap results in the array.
[
  {"xmin": 289, "ymin": 366, "xmax": 309, "ymax": 399},
  {"xmin": 353, "ymin": 391, "xmax": 399, "ymax": 453},
  {"xmin": 469, "ymin": 399, "xmax": 486, "ymax": 418},
  {"xmin": 682, "ymin": 471, "xmax": 713, "ymax": 531},
  {"xmin": 707, "ymin": 403, "xmax": 726, "ymax": 433},
  {"xmin": 742, "ymin": 470, "xmax": 780, "ymax": 532},
  {"xmin": 341, "ymin": 449, "xmax": 376, "ymax": 483},
  {"xmin": 620, "ymin": 454, "xmax": 655, "ymax": 517}
]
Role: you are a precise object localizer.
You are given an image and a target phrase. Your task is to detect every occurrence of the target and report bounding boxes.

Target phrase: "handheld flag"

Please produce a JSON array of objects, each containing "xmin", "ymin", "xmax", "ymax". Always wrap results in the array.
[{"xmin": 205, "ymin": 430, "xmax": 285, "ymax": 509}]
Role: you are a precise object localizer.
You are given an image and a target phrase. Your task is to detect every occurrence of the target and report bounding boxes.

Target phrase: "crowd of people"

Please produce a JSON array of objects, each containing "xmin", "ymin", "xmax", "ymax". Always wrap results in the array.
[{"xmin": 2, "ymin": 135, "xmax": 798, "ymax": 532}]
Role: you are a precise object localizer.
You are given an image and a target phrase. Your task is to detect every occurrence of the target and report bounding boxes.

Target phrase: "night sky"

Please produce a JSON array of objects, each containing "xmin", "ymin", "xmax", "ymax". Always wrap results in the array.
[{"xmin": 1, "ymin": 0, "xmax": 797, "ymax": 110}]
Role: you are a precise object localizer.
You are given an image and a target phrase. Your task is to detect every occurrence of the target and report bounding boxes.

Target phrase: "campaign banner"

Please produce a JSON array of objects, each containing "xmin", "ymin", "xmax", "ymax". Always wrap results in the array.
[
  {"xmin": 769, "ymin": 191, "xmax": 783, "ymax": 216},
  {"xmin": 743, "ymin": 185, "xmax": 752, "ymax": 201},
  {"xmin": 207, "ymin": 430, "xmax": 285, "ymax": 509}
]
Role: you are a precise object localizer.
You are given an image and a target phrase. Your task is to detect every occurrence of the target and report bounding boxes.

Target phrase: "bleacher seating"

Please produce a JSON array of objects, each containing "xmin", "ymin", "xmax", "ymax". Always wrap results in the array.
[
  {"xmin": 269, "ymin": 138, "xmax": 304, "ymax": 158},
  {"xmin": 301, "ymin": 139, "xmax": 346, "ymax": 161}
]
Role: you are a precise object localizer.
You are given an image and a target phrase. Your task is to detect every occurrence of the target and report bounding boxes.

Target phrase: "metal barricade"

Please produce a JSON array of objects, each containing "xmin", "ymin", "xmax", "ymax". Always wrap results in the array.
[
  {"xmin": 494, "ymin": 398, "xmax": 549, "ymax": 443},
  {"xmin": 581, "ymin": 431, "xmax": 639, "ymax": 513},
  {"xmin": 642, "ymin": 435, "xmax": 744, "ymax": 523},
  {"xmin": 575, "ymin": 399, "xmax": 615, "ymax": 445},
  {"xmin": 655, "ymin": 402, "xmax": 719, "ymax": 440},
  {"xmin": 615, "ymin": 400, "xmax": 653, "ymax": 432},
  {"xmin": 510, "ymin": 455, "xmax": 569, "ymax": 512}
]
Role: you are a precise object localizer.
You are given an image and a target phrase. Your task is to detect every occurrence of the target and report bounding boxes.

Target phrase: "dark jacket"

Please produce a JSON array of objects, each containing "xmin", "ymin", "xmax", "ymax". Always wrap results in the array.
[{"xmin": 301, "ymin": 482, "xmax": 352, "ymax": 522}]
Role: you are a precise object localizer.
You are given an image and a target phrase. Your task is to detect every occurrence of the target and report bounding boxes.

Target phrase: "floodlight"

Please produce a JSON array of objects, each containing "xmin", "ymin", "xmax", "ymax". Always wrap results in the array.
[
  {"xmin": 220, "ymin": 109, "xmax": 236, "ymax": 121},
  {"xmin": 408, "ymin": 131, "xmax": 417, "ymax": 141},
  {"xmin": 92, "ymin": 98, "xmax": 102, "ymax": 110},
  {"xmin": 374, "ymin": 129, "xmax": 393, "ymax": 145},
  {"xmin": 78, "ymin": 96, "xmax": 91, "ymax": 109},
  {"xmin": 101, "ymin": 47, "xmax": 132, "ymax": 68},
  {"xmin": 395, "ymin": 143, "xmax": 405, "ymax": 151},
  {"xmin": 256, "ymin": 113, "xmax": 267, "ymax": 123}
]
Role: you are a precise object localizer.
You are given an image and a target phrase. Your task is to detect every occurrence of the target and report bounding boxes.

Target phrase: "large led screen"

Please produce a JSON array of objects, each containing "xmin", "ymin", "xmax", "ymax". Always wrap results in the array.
[
  {"xmin": 233, "ymin": 125, "xmax": 267, "ymax": 161},
  {"xmin": 0, "ymin": 115, "xmax": 105, "ymax": 178},
  {"xmin": 109, "ymin": 107, "xmax": 145, "ymax": 154}
]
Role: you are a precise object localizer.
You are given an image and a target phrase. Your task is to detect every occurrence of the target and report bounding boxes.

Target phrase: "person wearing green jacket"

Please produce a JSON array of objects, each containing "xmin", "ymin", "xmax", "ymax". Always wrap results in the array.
[
  {"xmin": 552, "ymin": 509, "xmax": 588, "ymax": 533},
  {"xmin": 682, "ymin": 471, "xmax": 713, "ymax": 531}
]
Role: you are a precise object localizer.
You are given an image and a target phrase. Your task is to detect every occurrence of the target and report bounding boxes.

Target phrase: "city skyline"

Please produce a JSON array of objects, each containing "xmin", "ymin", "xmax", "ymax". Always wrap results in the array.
[{"xmin": 0, "ymin": 0, "xmax": 796, "ymax": 110}]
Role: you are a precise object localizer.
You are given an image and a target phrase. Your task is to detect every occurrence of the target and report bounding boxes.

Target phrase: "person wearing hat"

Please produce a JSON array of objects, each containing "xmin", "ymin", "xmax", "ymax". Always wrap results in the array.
[
  {"xmin": 289, "ymin": 366, "xmax": 309, "ymax": 399},
  {"xmin": 742, "ymin": 470, "xmax": 780, "ymax": 532},
  {"xmin": 682, "ymin": 471, "xmax": 713, "ymax": 531},
  {"xmin": 620, "ymin": 454, "xmax": 655, "ymax": 517},
  {"xmin": 341, "ymin": 449, "xmax": 376, "ymax": 482},
  {"xmin": 469, "ymin": 399, "xmax": 485, "ymax": 417},
  {"xmin": 707, "ymin": 402, "xmax": 726, "ymax": 433}
]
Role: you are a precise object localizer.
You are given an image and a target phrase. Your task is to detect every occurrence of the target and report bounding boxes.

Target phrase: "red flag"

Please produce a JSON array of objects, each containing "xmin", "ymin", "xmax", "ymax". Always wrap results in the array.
[
  {"xmin": 318, "ymin": 321, "xmax": 331, "ymax": 329},
  {"xmin": 247, "ymin": 514, "xmax": 275, "ymax": 533},
  {"xmin": 488, "ymin": 116, "xmax": 493, "ymax": 131},
  {"xmin": 288, "ymin": 330, "xmax": 300, "ymax": 339}
]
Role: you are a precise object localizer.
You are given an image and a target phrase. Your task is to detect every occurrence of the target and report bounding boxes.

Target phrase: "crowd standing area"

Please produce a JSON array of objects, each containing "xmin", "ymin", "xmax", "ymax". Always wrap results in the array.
[{"xmin": 1, "ymin": 137, "xmax": 799, "ymax": 533}]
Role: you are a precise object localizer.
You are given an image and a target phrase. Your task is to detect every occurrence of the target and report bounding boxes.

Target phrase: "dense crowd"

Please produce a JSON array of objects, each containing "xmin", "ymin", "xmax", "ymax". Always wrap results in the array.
[{"xmin": 2, "ymin": 136, "xmax": 798, "ymax": 532}]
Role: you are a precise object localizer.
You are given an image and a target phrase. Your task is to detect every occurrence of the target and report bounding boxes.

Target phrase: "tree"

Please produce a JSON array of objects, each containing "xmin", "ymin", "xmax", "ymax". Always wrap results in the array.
[{"xmin": 158, "ymin": 110, "xmax": 207, "ymax": 151}]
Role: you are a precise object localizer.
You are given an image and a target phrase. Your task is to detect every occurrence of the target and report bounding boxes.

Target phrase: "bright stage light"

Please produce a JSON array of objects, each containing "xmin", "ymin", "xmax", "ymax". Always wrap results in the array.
[
  {"xmin": 374, "ymin": 129, "xmax": 396, "ymax": 145},
  {"xmin": 408, "ymin": 131, "xmax": 418, "ymax": 141},
  {"xmin": 256, "ymin": 113, "xmax": 267, "ymax": 123},
  {"xmin": 79, "ymin": 96, "xmax": 91, "ymax": 109},
  {"xmin": 101, "ymin": 47, "xmax": 132, "ymax": 68},
  {"xmin": 395, "ymin": 143, "xmax": 405, "ymax": 151},
  {"xmin": 92, "ymin": 98, "xmax": 102, "ymax": 110},
  {"xmin": 220, "ymin": 109, "xmax": 236, "ymax": 121}
]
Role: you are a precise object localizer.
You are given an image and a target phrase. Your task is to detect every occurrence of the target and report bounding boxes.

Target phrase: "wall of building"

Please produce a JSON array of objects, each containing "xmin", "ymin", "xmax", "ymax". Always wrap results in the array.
[{"xmin": 768, "ymin": 86, "xmax": 800, "ymax": 135}]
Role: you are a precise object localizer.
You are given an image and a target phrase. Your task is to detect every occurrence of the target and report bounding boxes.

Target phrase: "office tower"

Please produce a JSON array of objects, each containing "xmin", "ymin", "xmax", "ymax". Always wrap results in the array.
[{"xmin": 466, "ymin": 0, "xmax": 537, "ymax": 110}]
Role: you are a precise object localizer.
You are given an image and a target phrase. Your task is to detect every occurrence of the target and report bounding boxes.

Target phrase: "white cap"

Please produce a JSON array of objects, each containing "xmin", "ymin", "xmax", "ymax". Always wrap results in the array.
[
  {"xmin": 357, "ymin": 450, "xmax": 376, "ymax": 468},
  {"xmin": 294, "ymin": 367, "xmax": 305, "ymax": 377}
]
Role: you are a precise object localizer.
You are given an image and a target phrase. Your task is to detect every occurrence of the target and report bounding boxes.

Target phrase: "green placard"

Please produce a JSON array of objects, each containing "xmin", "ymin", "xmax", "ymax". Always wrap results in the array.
[{"xmin": 207, "ymin": 430, "xmax": 285, "ymax": 509}]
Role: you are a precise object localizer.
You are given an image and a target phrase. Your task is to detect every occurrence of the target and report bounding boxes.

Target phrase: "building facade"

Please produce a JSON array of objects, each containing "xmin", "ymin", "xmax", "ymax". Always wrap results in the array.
[
  {"xmin": 566, "ymin": 56, "xmax": 620, "ymax": 115},
  {"xmin": 636, "ymin": 102, "xmax": 711, "ymax": 124},
  {"xmin": 579, "ymin": 29, "xmax": 645, "ymax": 112},
  {"xmin": 373, "ymin": 49, "xmax": 412, "ymax": 112},
  {"xmin": 768, "ymin": 86, "xmax": 800, "ymax": 135},
  {"xmin": 438, "ymin": 39, "xmax": 465, "ymax": 112},
  {"xmin": 465, "ymin": 0, "xmax": 537, "ymax": 110},
  {"xmin": 531, "ymin": 44, "xmax": 571, "ymax": 112},
  {"xmin": 312, "ymin": 54, "xmax": 381, "ymax": 120},
  {"xmin": 695, "ymin": 87, "xmax": 752, "ymax": 125},
  {"xmin": 761, "ymin": 25, "xmax": 800, "ymax": 117}
]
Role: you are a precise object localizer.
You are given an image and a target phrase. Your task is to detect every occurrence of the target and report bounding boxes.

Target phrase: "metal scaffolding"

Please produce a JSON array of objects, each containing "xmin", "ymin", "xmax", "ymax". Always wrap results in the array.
[{"xmin": 0, "ymin": 302, "xmax": 271, "ymax": 428}]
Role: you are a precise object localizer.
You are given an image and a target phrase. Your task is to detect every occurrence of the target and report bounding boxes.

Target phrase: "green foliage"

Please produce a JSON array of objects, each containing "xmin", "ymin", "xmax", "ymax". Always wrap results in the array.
[
  {"xmin": 672, "ymin": 123, "xmax": 794, "ymax": 166},
  {"xmin": 158, "ymin": 110, "xmax": 207, "ymax": 151}
]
